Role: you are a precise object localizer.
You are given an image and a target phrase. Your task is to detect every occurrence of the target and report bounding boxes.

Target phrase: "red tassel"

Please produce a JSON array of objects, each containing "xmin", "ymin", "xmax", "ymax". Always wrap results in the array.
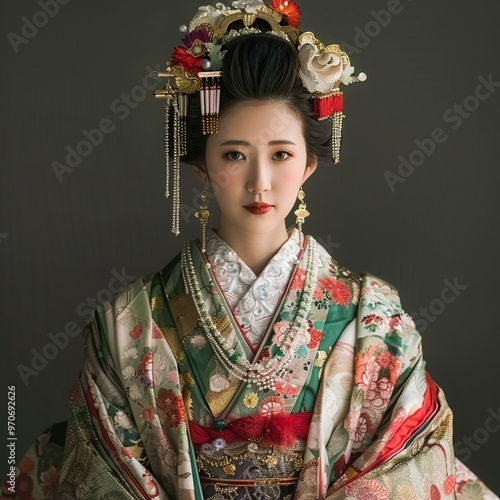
[
  {"xmin": 188, "ymin": 411, "xmax": 312, "ymax": 447},
  {"xmin": 314, "ymin": 92, "xmax": 344, "ymax": 120}
]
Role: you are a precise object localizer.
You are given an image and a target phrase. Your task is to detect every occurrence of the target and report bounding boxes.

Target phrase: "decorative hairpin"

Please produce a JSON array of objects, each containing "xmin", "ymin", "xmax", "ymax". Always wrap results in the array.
[{"xmin": 151, "ymin": 0, "xmax": 367, "ymax": 235}]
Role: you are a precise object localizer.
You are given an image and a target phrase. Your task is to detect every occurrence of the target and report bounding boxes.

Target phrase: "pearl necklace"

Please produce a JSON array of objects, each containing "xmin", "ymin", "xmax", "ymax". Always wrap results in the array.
[{"xmin": 181, "ymin": 237, "xmax": 319, "ymax": 392}]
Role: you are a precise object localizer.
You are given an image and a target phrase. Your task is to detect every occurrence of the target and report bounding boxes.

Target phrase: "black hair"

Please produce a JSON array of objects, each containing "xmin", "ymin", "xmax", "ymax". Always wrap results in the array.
[{"xmin": 181, "ymin": 32, "xmax": 333, "ymax": 164}]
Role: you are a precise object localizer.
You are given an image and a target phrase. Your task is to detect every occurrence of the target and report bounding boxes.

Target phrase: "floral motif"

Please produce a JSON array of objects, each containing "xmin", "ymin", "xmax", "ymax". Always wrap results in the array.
[
  {"xmin": 243, "ymin": 392, "xmax": 259, "ymax": 408},
  {"xmin": 318, "ymin": 276, "xmax": 351, "ymax": 307},
  {"xmin": 142, "ymin": 470, "xmax": 159, "ymax": 497},
  {"xmin": 14, "ymin": 471, "xmax": 33, "ymax": 498},
  {"xmin": 159, "ymin": 444, "xmax": 178, "ymax": 467},
  {"xmin": 259, "ymin": 395, "xmax": 285, "ymax": 416},
  {"xmin": 444, "ymin": 475, "xmax": 456, "ymax": 496},
  {"xmin": 274, "ymin": 372, "xmax": 300, "ymax": 397},
  {"xmin": 270, "ymin": 0, "xmax": 302, "ymax": 28},
  {"xmin": 122, "ymin": 365, "xmax": 136, "ymax": 380},
  {"xmin": 394, "ymin": 484, "xmax": 418, "ymax": 500},
  {"xmin": 354, "ymin": 349, "xmax": 381, "ymax": 391},
  {"xmin": 361, "ymin": 314, "xmax": 386, "ymax": 332},
  {"xmin": 40, "ymin": 465, "xmax": 60, "ymax": 500},
  {"xmin": 272, "ymin": 320, "xmax": 290, "ymax": 346},
  {"xmin": 424, "ymin": 475, "xmax": 442, "ymax": 500},
  {"xmin": 152, "ymin": 352, "xmax": 166, "ymax": 386},
  {"xmin": 363, "ymin": 280, "xmax": 400, "ymax": 303},
  {"xmin": 157, "ymin": 389, "xmax": 186, "ymax": 428},
  {"xmin": 298, "ymin": 40, "xmax": 344, "ymax": 94},
  {"xmin": 345, "ymin": 478, "xmax": 390, "ymax": 499},
  {"xmin": 18, "ymin": 456, "xmax": 34, "ymax": 474},
  {"xmin": 190, "ymin": 334, "xmax": 207, "ymax": 348},
  {"xmin": 142, "ymin": 405, "xmax": 155, "ymax": 424},
  {"xmin": 138, "ymin": 350, "xmax": 153, "ymax": 387},
  {"xmin": 157, "ymin": 389, "xmax": 178, "ymax": 412},
  {"xmin": 171, "ymin": 47, "xmax": 203, "ymax": 74},
  {"xmin": 388, "ymin": 314, "xmax": 402, "ymax": 331},
  {"xmin": 307, "ymin": 320, "xmax": 322, "ymax": 349},
  {"xmin": 209, "ymin": 373, "xmax": 230, "ymax": 393},
  {"xmin": 166, "ymin": 370, "xmax": 180, "ymax": 384},
  {"xmin": 123, "ymin": 346, "xmax": 138, "ymax": 360},
  {"xmin": 129, "ymin": 324, "xmax": 143, "ymax": 340},
  {"xmin": 290, "ymin": 268, "xmax": 306, "ymax": 291},
  {"xmin": 182, "ymin": 28, "xmax": 212, "ymax": 57},
  {"xmin": 114, "ymin": 410, "xmax": 135, "ymax": 430},
  {"xmin": 128, "ymin": 384, "xmax": 142, "ymax": 401}
]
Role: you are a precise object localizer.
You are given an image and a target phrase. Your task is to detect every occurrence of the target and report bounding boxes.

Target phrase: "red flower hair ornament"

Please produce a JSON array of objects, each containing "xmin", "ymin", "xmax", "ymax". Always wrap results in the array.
[{"xmin": 270, "ymin": 0, "xmax": 302, "ymax": 28}]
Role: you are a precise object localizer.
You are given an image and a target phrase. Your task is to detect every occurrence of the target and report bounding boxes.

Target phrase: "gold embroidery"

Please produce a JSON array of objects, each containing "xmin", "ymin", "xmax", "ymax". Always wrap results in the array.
[
  {"xmin": 243, "ymin": 392, "xmax": 259, "ymax": 409},
  {"xmin": 168, "ymin": 292, "xmax": 199, "ymax": 338},
  {"xmin": 206, "ymin": 381, "xmax": 240, "ymax": 418},
  {"xmin": 315, "ymin": 351, "xmax": 328, "ymax": 379},
  {"xmin": 197, "ymin": 440, "xmax": 304, "ymax": 481},
  {"xmin": 161, "ymin": 327, "xmax": 186, "ymax": 362},
  {"xmin": 150, "ymin": 297, "xmax": 164, "ymax": 311},
  {"xmin": 182, "ymin": 387, "xmax": 194, "ymax": 421},
  {"xmin": 222, "ymin": 464, "xmax": 236, "ymax": 476},
  {"xmin": 212, "ymin": 315, "xmax": 232, "ymax": 338},
  {"xmin": 314, "ymin": 351, "xmax": 328, "ymax": 368},
  {"xmin": 329, "ymin": 257, "xmax": 361, "ymax": 306},
  {"xmin": 124, "ymin": 438, "xmax": 145, "ymax": 460},
  {"xmin": 179, "ymin": 371, "xmax": 196, "ymax": 388}
]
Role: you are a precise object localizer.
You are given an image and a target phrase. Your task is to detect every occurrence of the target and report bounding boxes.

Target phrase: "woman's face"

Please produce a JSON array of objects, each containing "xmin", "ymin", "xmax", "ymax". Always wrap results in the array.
[{"xmin": 193, "ymin": 100, "xmax": 317, "ymax": 238}]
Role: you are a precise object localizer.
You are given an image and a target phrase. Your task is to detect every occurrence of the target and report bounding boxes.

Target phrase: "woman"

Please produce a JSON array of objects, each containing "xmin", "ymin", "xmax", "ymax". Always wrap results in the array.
[{"xmin": 5, "ymin": 1, "xmax": 499, "ymax": 499}]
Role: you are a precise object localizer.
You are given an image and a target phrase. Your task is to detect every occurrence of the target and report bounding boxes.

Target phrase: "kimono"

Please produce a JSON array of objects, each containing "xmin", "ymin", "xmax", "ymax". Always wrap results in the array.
[{"xmin": 5, "ymin": 230, "xmax": 498, "ymax": 500}]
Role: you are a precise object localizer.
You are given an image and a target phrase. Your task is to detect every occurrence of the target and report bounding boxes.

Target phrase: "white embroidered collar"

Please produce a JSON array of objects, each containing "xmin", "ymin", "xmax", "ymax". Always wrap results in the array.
[{"xmin": 205, "ymin": 228, "xmax": 301, "ymax": 350}]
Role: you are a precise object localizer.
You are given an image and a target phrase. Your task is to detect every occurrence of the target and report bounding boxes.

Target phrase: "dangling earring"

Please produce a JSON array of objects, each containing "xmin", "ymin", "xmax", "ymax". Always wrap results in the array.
[
  {"xmin": 195, "ymin": 187, "xmax": 211, "ymax": 254},
  {"xmin": 294, "ymin": 187, "xmax": 310, "ymax": 250}
]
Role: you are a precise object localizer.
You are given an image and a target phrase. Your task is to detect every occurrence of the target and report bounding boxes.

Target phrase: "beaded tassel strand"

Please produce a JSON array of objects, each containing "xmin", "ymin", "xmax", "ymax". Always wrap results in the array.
[
  {"xmin": 172, "ymin": 98, "xmax": 181, "ymax": 236},
  {"xmin": 164, "ymin": 98, "xmax": 171, "ymax": 199}
]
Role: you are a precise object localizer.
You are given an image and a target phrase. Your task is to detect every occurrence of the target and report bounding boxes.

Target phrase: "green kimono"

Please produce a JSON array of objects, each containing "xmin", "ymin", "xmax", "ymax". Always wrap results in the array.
[{"xmin": 6, "ymin": 235, "xmax": 498, "ymax": 499}]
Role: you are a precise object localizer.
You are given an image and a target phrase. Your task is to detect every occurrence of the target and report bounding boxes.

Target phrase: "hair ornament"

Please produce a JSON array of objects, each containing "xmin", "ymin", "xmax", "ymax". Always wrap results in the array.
[
  {"xmin": 269, "ymin": 0, "xmax": 302, "ymax": 28},
  {"xmin": 151, "ymin": 0, "xmax": 366, "ymax": 234}
]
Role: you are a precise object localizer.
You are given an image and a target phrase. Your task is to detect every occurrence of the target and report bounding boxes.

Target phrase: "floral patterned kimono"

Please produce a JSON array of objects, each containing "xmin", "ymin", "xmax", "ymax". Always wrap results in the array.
[{"xmin": 5, "ymin": 230, "xmax": 498, "ymax": 499}]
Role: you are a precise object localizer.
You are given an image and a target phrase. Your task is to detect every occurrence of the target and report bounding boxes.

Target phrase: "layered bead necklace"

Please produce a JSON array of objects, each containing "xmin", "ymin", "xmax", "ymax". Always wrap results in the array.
[{"xmin": 180, "ymin": 237, "xmax": 319, "ymax": 392}]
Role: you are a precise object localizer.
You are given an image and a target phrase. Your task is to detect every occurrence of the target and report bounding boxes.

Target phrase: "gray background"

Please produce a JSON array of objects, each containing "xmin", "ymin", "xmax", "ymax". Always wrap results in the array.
[{"xmin": 2, "ymin": 0, "xmax": 499, "ymax": 492}]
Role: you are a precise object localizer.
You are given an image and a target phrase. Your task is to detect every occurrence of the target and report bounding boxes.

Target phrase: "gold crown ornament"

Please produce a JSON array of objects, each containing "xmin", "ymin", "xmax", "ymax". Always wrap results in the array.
[{"xmin": 151, "ymin": 0, "xmax": 367, "ymax": 236}]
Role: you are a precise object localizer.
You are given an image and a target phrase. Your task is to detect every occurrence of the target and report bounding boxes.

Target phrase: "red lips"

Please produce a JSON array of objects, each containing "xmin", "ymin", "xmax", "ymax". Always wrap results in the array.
[{"xmin": 244, "ymin": 202, "xmax": 274, "ymax": 215}]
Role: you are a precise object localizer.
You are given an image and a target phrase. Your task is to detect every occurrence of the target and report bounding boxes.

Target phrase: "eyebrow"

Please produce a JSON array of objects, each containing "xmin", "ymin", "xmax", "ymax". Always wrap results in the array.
[{"xmin": 218, "ymin": 140, "xmax": 297, "ymax": 147}]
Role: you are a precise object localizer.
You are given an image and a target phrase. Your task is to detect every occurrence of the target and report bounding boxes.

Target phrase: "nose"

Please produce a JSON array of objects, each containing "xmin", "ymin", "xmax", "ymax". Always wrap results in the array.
[{"xmin": 246, "ymin": 155, "xmax": 272, "ymax": 195}]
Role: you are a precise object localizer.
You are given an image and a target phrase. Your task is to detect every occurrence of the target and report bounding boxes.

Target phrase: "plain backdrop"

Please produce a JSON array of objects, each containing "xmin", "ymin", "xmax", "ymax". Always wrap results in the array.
[{"xmin": 1, "ymin": 0, "xmax": 499, "ymax": 492}]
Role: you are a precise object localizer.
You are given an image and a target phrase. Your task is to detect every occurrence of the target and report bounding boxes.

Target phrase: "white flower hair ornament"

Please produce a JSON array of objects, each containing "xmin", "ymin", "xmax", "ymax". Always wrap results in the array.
[{"xmin": 150, "ymin": 0, "xmax": 366, "ymax": 236}]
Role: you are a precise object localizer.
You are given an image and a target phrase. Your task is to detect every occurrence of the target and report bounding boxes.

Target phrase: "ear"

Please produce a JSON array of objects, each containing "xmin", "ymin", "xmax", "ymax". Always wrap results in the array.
[
  {"xmin": 301, "ymin": 157, "xmax": 318, "ymax": 185},
  {"xmin": 190, "ymin": 160, "xmax": 210, "ymax": 185}
]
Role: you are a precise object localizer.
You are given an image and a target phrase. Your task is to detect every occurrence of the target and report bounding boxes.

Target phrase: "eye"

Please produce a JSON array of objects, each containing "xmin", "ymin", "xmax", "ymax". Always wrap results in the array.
[
  {"xmin": 225, "ymin": 151, "xmax": 246, "ymax": 161},
  {"xmin": 272, "ymin": 151, "xmax": 291, "ymax": 161}
]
